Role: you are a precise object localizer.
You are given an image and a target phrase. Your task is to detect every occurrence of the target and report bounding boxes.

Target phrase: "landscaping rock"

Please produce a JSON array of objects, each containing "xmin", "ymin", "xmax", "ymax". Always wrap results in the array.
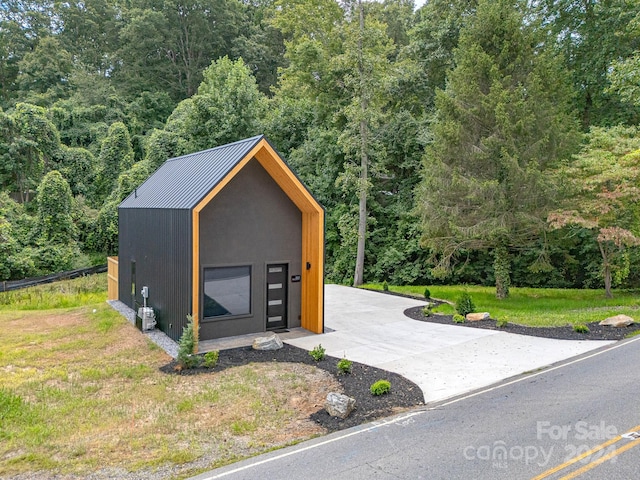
[
  {"xmin": 252, "ymin": 334, "xmax": 284, "ymax": 350},
  {"xmin": 599, "ymin": 314, "xmax": 635, "ymax": 328},
  {"xmin": 466, "ymin": 312, "xmax": 490, "ymax": 322},
  {"xmin": 325, "ymin": 392, "xmax": 356, "ymax": 419}
]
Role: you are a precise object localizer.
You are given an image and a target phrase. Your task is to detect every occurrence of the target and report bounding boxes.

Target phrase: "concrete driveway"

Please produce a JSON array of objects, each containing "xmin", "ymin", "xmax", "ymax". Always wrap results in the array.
[{"xmin": 286, "ymin": 285, "xmax": 614, "ymax": 403}]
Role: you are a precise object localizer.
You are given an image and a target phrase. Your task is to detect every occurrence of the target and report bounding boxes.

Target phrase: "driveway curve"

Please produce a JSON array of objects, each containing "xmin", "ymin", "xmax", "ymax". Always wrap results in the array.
[{"xmin": 286, "ymin": 285, "xmax": 614, "ymax": 403}]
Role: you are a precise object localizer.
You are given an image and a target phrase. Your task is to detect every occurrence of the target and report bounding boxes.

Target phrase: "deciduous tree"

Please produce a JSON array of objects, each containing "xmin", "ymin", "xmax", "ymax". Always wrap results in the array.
[
  {"xmin": 549, "ymin": 126, "xmax": 640, "ymax": 297},
  {"xmin": 36, "ymin": 170, "xmax": 76, "ymax": 244}
]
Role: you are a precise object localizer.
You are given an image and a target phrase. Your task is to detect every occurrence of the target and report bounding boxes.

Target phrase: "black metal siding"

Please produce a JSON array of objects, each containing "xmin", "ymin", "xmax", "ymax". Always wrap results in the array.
[{"xmin": 118, "ymin": 207, "xmax": 191, "ymax": 341}]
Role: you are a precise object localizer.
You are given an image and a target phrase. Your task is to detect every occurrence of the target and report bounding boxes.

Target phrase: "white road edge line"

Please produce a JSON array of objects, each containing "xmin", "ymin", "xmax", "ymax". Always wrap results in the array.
[
  {"xmin": 192, "ymin": 335, "xmax": 640, "ymax": 479},
  {"xmin": 194, "ymin": 410, "xmax": 426, "ymax": 479}
]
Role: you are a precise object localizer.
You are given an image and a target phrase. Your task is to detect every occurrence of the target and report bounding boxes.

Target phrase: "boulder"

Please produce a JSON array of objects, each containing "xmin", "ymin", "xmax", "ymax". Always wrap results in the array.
[
  {"xmin": 252, "ymin": 334, "xmax": 284, "ymax": 350},
  {"xmin": 325, "ymin": 392, "xmax": 356, "ymax": 419},
  {"xmin": 466, "ymin": 312, "xmax": 490, "ymax": 322},
  {"xmin": 599, "ymin": 314, "xmax": 635, "ymax": 328}
]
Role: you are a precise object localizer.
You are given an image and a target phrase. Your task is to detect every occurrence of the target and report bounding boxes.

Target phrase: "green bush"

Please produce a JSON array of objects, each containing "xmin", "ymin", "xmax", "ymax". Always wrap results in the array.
[
  {"xmin": 337, "ymin": 358, "xmax": 352, "ymax": 375},
  {"xmin": 574, "ymin": 324, "xmax": 590, "ymax": 334},
  {"xmin": 33, "ymin": 243, "xmax": 77, "ymax": 274},
  {"xmin": 309, "ymin": 344, "xmax": 326, "ymax": 361},
  {"xmin": 382, "ymin": 280, "xmax": 389, "ymax": 291},
  {"xmin": 370, "ymin": 380, "xmax": 391, "ymax": 396},
  {"xmin": 422, "ymin": 305, "xmax": 432, "ymax": 317},
  {"xmin": 453, "ymin": 314, "xmax": 465, "ymax": 323},
  {"xmin": 177, "ymin": 315, "xmax": 200, "ymax": 369},
  {"xmin": 424, "ymin": 287, "xmax": 431, "ymax": 299},
  {"xmin": 496, "ymin": 318, "xmax": 508, "ymax": 328},
  {"xmin": 455, "ymin": 292, "xmax": 475, "ymax": 316},
  {"xmin": 203, "ymin": 350, "xmax": 219, "ymax": 368}
]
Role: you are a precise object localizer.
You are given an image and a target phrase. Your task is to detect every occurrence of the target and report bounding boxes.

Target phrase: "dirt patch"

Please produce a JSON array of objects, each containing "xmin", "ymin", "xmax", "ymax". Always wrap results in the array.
[{"xmin": 7, "ymin": 310, "xmax": 87, "ymax": 332}]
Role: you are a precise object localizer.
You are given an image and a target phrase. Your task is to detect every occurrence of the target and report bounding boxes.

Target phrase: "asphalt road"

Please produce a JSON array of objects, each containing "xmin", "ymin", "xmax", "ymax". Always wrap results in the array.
[{"xmin": 191, "ymin": 335, "xmax": 640, "ymax": 480}]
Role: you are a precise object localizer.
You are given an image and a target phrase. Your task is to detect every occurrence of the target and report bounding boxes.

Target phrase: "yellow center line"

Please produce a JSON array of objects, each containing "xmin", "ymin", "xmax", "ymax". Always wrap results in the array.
[
  {"xmin": 531, "ymin": 424, "xmax": 640, "ymax": 480},
  {"xmin": 558, "ymin": 436, "xmax": 640, "ymax": 480}
]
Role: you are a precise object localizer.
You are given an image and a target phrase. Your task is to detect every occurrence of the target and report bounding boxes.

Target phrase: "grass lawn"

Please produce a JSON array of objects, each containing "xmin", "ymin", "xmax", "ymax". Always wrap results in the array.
[
  {"xmin": 362, "ymin": 283, "xmax": 640, "ymax": 327},
  {"xmin": 0, "ymin": 274, "xmax": 334, "ymax": 478}
]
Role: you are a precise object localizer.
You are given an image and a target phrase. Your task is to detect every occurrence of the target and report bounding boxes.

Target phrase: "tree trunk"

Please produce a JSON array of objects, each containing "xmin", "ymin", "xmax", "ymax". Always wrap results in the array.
[
  {"xmin": 493, "ymin": 245, "xmax": 511, "ymax": 299},
  {"xmin": 599, "ymin": 242, "xmax": 613, "ymax": 298},
  {"xmin": 353, "ymin": 1, "xmax": 368, "ymax": 287}
]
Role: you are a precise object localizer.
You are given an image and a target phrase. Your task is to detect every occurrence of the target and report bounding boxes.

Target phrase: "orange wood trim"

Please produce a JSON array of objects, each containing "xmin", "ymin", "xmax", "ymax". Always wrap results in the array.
[
  {"xmin": 193, "ymin": 142, "xmax": 265, "ymax": 215},
  {"xmin": 191, "ymin": 208, "xmax": 200, "ymax": 351},
  {"xmin": 300, "ymin": 209, "xmax": 324, "ymax": 333},
  {"xmin": 253, "ymin": 141, "xmax": 323, "ymax": 214}
]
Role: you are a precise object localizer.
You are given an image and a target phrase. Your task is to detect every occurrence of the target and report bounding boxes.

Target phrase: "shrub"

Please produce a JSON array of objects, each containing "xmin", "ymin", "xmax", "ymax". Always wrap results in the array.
[
  {"xmin": 455, "ymin": 292, "xmax": 475, "ymax": 316},
  {"xmin": 370, "ymin": 380, "xmax": 391, "ymax": 396},
  {"xmin": 203, "ymin": 350, "xmax": 219, "ymax": 368},
  {"xmin": 177, "ymin": 315, "xmax": 200, "ymax": 369},
  {"xmin": 453, "ymin": 314, "xmax": 465, "ymax": 323},
  {"xmin": 382, "ymin": 280, "xmax": 389, "ymax": 291},
  {"xmin": 496, "ymin": 318, "xmax": 508, "ymax": 328},
  {"xmin": 337, "ymin": 358, "xmax": 352, "ymax": 375},
  {"xmin": 309, "ymin": 344, "xmax": 326, "ymax": 361},
  {"xmin": 424, "ymin": 287, "xmax": 431, "ymax": 299},
  {"xmin": 574, "ymin": 324, "xmax": 590, "ymax": 334},
  {"xmin": 422, "ymin": 305, "xmax": 432, "ymax": 317}
]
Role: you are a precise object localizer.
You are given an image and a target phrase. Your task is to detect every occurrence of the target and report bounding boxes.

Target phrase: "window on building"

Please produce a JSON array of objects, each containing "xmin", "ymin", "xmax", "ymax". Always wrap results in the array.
[{"xmin": 203, "ymin": 266, "xmax": 251, "ymax": 318}]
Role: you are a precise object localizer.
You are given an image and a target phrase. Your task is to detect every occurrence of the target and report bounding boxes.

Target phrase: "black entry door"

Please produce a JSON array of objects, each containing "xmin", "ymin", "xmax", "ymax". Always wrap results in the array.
[{"xmin": 266, "ymin": 264, "xmax": 287, "ymax": 330}]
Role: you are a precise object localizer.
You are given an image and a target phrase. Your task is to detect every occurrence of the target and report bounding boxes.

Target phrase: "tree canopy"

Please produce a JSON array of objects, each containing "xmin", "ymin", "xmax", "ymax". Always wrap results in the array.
[{"xmin": 1, "ymin": 0, "xmax": 639, "ymax": 293}]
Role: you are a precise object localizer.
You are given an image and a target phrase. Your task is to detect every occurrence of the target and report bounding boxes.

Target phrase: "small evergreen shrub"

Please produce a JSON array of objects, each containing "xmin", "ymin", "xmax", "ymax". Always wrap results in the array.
[
  {"xmin": 383, "ymin": 281, "xmax": 389, "ymax": 291},
  {"xmin": 574, "ymin": 324, "xmax": 590, "ymax": 334},
  {"xmin": 422, "ymin": 305, "xmax": 432, "ymax": 317},
  {"xmin": 496, "ymin": 318, "xmax": 508, "ymax": 328},
  {"xmin": 424, "ymin": 287, "xmax": 431, "ymax": 299},
  {"xmin": 337, "ymin": 358, "xmax": 352, "ymax": 375},
  {"xmin": 370, "ymin": 380, "xmax": 391, "ymax": 396},
  {"xmin": 309, "ymin": 344, "xmax": 326, "ymax": 361},
  {"xmin": 455, "ymin": 292, "xmax": 475, "ymax": 317},
  {"xmin": 177, "ymin": 315, "xmax": 200, "ymax": 369},
  {"xmin": 203, "ymin": 350, "xmax": 219, "ymax": 368},
  {"xmin": 453, "ymin": 314, "xmax": 465, "ymax": 323}
]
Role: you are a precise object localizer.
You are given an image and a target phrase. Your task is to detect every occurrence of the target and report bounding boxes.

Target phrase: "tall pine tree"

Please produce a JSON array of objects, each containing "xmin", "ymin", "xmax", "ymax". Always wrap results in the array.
[{"xmin": 418, "ymin": 0, "xmax": 580, "ymax": 298}]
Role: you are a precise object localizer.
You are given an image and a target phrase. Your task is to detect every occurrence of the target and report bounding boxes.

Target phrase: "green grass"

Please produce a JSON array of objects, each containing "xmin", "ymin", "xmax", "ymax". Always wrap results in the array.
[
  {"xmin": 0, "ymin": 273, "xmax": 108, "ymax": 310},
  {"xmin": 362, "ymin": 283, "xmax": 640, "ymax": 327},
  {"xmin": 0, "ymin": 275, "xmax": 330, "ymax": 477}
]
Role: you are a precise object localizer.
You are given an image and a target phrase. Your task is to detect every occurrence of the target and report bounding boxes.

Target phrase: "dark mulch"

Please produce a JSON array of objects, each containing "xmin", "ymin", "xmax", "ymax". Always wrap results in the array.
[
  {"xmin": 404, "ymin": 305, "xmax": 640, "ymax": 341},
  {"xmin": 160, "ymin": 344, "xmax": 424, "ymax": 432}
]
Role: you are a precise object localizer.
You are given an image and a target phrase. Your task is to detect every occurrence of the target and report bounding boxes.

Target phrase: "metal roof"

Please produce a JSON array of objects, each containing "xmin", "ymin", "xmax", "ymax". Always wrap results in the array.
[{"xmin": 119, "ymin": 135, "xmax": 264, "ymax": 210}]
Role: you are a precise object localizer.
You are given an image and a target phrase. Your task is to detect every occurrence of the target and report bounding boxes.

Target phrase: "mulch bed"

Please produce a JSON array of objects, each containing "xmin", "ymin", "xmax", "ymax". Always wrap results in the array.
[
  {"xmin": 159, "ymin": 291, "xmax": 638, "ymax": 433},
  {"xmin": 404, "ymin": 305, "xmax": 640, "ymax": 341},
  {"xmin": 160, "ymin": 344, "xmax": 425, "ymax": 432}
]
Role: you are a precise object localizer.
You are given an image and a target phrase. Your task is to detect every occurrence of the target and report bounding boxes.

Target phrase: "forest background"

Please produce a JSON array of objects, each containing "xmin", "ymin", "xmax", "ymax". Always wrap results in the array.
[{"xmin": 1, "ymin": 0, "xmax": 640, "ymax": 298}]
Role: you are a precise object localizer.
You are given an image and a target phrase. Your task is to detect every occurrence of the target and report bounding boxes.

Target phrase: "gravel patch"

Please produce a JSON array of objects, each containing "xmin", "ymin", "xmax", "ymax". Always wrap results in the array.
[{"xmin": 107, "ymin": 300, "xmax": 178, "ymax": 358}]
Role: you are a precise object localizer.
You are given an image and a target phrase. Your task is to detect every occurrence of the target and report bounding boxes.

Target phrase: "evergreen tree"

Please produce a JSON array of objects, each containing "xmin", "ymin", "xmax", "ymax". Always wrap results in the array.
[{"xmin": 418, "ymin": 0, "xmax": 580, "ymax": 298}]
